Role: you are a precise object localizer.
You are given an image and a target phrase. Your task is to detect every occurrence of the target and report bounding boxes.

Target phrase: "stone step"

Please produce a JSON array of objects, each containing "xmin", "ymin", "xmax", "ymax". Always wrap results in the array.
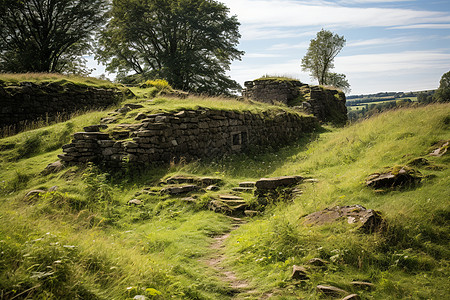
[
  {"xmin": 232, "ymin": 187, "xmax": 254, "ymax": 193},
  {"xmin": 160, "ymin": 185, "xmax": 199, "ymax": 195},
  {"xmin": 219, "ymin": 194, "xmax": 244, "ymax": 201},
  {"xmin": 255, "ymin": 175, "xmax": 303, "ymax": 190}
]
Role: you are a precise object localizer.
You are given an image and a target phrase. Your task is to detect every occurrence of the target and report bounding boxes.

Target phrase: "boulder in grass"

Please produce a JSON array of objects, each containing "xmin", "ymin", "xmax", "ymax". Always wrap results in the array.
[
  {"xmin": 128, "ymin": 199, "xmax": 142, "ymax": 206},
  {"xmin": 160, "ymin": 185, "xmax": 199, "ymax": 195},
  {"xmin": 291, "ymin": 265, "xmax": 309, "ymax": 280},
  {"xmin": 255, "ymin": 176, "xmax": 303, "ymax": 190},
  {"xmin": 429, "ymin": 140, "xmax": 449, "ymax": 157},
  {"xmin": 365, "ymin": 166, "xmax": 421, "ymax": 189},
  {"xmin": 316, "ymin": 285, "xmax": 348, "ymax": 297},
  {"xmin": 303, "ymin": 205, "xmax": 384, "ymax": 233}
]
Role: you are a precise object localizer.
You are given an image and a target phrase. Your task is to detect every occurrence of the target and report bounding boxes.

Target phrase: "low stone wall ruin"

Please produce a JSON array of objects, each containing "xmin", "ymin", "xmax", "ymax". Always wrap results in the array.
[
  {"xmin": 243, "ymin": 79, "xmax": 348, "ymax": 125},
  {"xmin": 58, "ymin": 108, "xmax": 318, "ymax": 168},
  {"xmin": 0, "ymin": 82, "xmax": 124, "ymax": 133}
]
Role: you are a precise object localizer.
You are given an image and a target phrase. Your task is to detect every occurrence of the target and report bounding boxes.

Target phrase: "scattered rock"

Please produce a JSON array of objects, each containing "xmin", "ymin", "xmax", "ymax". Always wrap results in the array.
[
  {"xmin": 303, "ymin": 178, "xmax": 319, "ymax": 183},
  {"xmin": 161, "ymin": 185, "xmax": 199, "ymax": 195},
  {"xmin": 24, "ymin": 189, "xmax": 46, "ymax": 200},
  {"xmin": 128, "ymin": 199, "xmax": 142, "ymax": 206},
  {"xmin": 135, "ymin": 113, "xmax": 147, "ymax": 120},
  {"xmin": 218, "ymin": 194, "xmax": 244, "ymax": 201},
  {"xmin": 255, "ymin": 175, "xmax": 303, "ymax": 190},
  {"xmin": 244, "ymin": 210, "xmax": 260, "ymax": 217},
  {"xmin": 124, "ymin": 103, "xmax": 144, "ymax": 110},
  {"xmin": 100, "ymin": 117, "xmax": 117, "ymax": 124},
  {"xmin": 429, "ymin": 140, "xmax": 449, "ymax": 157},
  {"xmin": 83, "ymin": 124, "xmax": 108, "ymax": 132},
  {"xmin": 342, "ymin": 294, "xmax": 361, "ymax": 300},
  {"xmin": 232, "ymin": 187, "xmax": 254, "ymax": 193},
  {"xmin": 350, "ymin": 281, "xmax": 375, "ymax": 290},
  {"xmin": 291, "ymin": 265, "xmax": 309, "ymax": 280},
  {"xmin": 164, "ymin": 175, "xmax": 222, "ymax": 187},
  {"xmin": 206, "ymin": 185, "xmax": 220, "ymax": 191},
  {"xmin": 307, "ymin": 258, "xmax": 328, "ymax": 268},
  {"xmin": 239, "ymin": 181, "xmax": 256, "ymax": 187},
  {"xmin": 407, "ymin": 157, "xmax": 430, "ymax": 167},
  {"xmin": 48, "ymin": 186, "xmax": 58, "ymax": 192},
  {"xmin": 116, "ymin": 106, "xmax": 131, "ymax": 114},
  {"xmin": 366, "ymin": 166, "xmax": 421, "ymax": 189},
  {"xmin": 41, "ymin": 160, "xmax": 64, "ymax": 175},
  {"xmin": 316, "ymin": 285, "xmax": 348, "ymax": 297},
  {"xmin": 209, "ymin": 198, "xmax": 248, "ymax": 216},
  {"xmin": 303, "ymin": 205, "xmax": 384, "ymax": 233},
  {"xmin": 181, "ymin": 197, "xmax": 197, "ymax": 203}
]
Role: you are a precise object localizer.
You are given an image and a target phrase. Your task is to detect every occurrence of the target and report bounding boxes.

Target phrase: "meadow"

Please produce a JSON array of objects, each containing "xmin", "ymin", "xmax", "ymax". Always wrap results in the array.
[{"xmin": 0, "ymin": 81, "xmax": 448, "ymax": 299}]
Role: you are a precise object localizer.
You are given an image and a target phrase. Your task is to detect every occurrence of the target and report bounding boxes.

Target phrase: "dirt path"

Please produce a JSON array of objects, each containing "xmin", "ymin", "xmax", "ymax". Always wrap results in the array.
[{"xmin": 203, "ymin": 217, "xmax": 256, "ymax": 298}]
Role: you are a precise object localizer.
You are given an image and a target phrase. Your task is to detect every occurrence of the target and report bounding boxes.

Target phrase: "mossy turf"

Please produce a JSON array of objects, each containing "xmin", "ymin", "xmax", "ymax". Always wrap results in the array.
[
  {"xmin": 0, "ymin": 97, "xmax": 449, "ymax": 299},
  {"xmin": 0, "ymin": 73, "xmax": 116, "ymax": 88}
]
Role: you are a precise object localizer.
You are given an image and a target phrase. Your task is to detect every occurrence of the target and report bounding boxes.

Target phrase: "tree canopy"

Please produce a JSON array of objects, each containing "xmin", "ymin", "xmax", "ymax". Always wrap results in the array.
[
  {"xmin": 97, "ymin": 0, "xmax": 244, "ymax": 95},
  {"xmin": 433, "ymin": 71, "xmax": 450, "ymax": 102},
  {"xmin": 0, "ymin": 0, "xmax": 107, "ymax": 74},
  {"xmin": 301, "ymin": 29, "xmax": 348, "ymax": 91}
]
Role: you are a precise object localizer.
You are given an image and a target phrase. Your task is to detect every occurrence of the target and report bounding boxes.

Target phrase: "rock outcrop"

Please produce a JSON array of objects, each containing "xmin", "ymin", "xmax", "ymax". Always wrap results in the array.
[
  {"xmin": 303, "ymin": 205, "xmax": 384, "ymax": 233},
  {"xmin": 366, "ymin": 166, "xmax": 422, "ymax": 189},
  {"xmin": 242, "ymin": 78, "xmax": 347, "ymax": 125}
]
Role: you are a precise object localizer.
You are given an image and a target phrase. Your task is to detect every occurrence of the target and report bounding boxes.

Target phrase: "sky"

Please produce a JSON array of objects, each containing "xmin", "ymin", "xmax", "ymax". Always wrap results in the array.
[{"xmin": 88, "ymin": 0, "xmax": 450, "ymax": 95}]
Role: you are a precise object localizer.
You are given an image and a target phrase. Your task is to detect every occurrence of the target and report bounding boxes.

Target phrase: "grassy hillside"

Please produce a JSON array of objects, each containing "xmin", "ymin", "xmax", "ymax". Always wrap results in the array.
[{"xmin": 0, "ymin": 100, "xmax": 449, "ymax": 299}]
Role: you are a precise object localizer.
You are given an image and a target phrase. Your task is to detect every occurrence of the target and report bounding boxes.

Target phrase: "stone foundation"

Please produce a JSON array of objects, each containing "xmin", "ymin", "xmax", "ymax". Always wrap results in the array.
[
  {"xmin": 0, "ymin": 81, "xmax": 124, "ymax": 133},
  {"xmin": 58, "ymin": 108, "xmax": 318, "ymax": 168}
]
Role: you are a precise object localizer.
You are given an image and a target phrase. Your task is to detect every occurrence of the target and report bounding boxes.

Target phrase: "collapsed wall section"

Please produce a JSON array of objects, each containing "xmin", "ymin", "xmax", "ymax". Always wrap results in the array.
[
  {"xmin": 58, "ymin": 108, "xmax": 318, "ymax": 168},
  {"xmin": 243, "ymin": 79, "xmax": 348, "ymax": 125},
  {"xmin": 0, "ymin": 82, "xmax": 124, "ymax": 133}
]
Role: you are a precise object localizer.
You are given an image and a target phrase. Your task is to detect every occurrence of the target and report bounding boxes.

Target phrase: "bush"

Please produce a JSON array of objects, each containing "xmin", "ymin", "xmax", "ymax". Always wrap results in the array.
[{"xmin": 140, "ymin": 79, "xmax": 172, "ymax": 92}]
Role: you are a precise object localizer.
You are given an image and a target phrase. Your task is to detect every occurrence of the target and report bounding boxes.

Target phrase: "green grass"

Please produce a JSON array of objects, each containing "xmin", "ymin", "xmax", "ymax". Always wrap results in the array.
[
  {"xmin": 224, "ymin": 103, "xmax": 450, "ymax": 298},
  {"xmin": 0, "ymin": 73, "xmax": 117, "ymax": 88},
  {"xmin": 0, "ymin": 99, "xmax": 448, "ymax": 299}
]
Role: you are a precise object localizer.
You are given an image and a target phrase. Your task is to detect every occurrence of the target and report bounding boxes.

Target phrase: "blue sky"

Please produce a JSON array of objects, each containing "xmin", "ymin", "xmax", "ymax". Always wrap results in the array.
[{"xmin": 89, "ymin": 0, "xmax": 450, "ymax": 95}]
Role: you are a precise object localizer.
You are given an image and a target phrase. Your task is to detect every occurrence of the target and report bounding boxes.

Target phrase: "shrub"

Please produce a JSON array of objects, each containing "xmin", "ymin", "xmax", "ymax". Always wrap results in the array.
[{"xmin": 140, "ymin": 79, "xmax": 172, "ymax": 92}]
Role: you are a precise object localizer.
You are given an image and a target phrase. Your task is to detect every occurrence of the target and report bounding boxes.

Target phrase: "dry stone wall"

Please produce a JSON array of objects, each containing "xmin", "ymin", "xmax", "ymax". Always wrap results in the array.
[
  {"xmin": 243, "ymin": 79, "xmax": 348, "ymax": 125},
  {"xmin": 58, "ymin": 108, "xmax": 318, "ymax": 168},
  {"xmin": 0, "ymin": 82, "xmax": 123, "ymax": 132}
]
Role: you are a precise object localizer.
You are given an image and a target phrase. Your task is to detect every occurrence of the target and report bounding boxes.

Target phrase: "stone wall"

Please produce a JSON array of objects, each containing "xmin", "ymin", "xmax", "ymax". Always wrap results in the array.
[
  {"xmin": 0, "ymin": 81, "xmax": 124, "ymax": 133},
  {"xmin": 243, "ymin": 79, "xmax": 347, "ymax": 125},
  {"xmin": 58, "ymin": 108, "xmax": 318, "ymax": 168}
]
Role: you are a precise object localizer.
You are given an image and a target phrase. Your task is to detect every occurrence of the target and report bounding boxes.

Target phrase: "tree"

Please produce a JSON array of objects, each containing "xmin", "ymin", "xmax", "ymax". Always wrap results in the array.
[
  {"xmin": 97, "ymin": 0, "xmax": 244, "ymax": 95},
  {"xmin": 301, "ymin": 29, "xmax": 346, "ymax": 87},
  {"xmin": 433, "ymin": 71, "xmax": 450, "ymax": 102},
  {"xmin": 0, "ymin": 0, "xmax": 107, "ymax": 73},
  {"xmin": 326, "ymin": 72, "xmax": 350, "ymax": 93}
]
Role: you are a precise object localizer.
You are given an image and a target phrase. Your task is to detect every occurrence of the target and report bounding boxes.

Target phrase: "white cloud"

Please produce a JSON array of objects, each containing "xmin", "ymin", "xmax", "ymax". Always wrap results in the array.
[
  {"xmin": 335, "ymin": 50, "xmax": 450, "ymax": 74},
  {"xmin": 223, "ymin": 0, "xmax": 450, "ymax": 40},
  {"xmin": 391, "ymin": 24, "xmax": 450, "ymax": 29},
  {"xmin": 347, "ymin": 37, "xmax": 419, "ymax": 47}
]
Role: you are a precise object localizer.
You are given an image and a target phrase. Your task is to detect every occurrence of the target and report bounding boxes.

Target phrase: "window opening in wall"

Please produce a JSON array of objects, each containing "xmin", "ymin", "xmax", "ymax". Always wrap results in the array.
[{"xmin": 232, "ymin": 133, "xmax": 240, "ymax": 146}]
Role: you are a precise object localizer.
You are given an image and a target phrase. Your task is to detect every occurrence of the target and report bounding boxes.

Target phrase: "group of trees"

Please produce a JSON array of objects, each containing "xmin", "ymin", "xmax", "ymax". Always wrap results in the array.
[{"xmin": 0, "ymin": 0, "xmax": 243, "ymax": 94}]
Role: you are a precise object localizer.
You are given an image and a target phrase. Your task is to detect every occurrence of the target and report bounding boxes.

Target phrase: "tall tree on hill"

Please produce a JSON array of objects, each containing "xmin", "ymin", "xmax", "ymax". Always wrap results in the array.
[
  {"xmin": 97, "ymin": 0, "xmax": 244, "ymax": 95},
  {"xmin": 433, "ymin": 71, "xmax": 450, "ymax": 102},
  {"xmin": 0, "ymin": 0, "xmax": 107, "ymax": 74},
  {"xmin": 301, "ymin": 29, "xmax": 349, "ymax": 91}
]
